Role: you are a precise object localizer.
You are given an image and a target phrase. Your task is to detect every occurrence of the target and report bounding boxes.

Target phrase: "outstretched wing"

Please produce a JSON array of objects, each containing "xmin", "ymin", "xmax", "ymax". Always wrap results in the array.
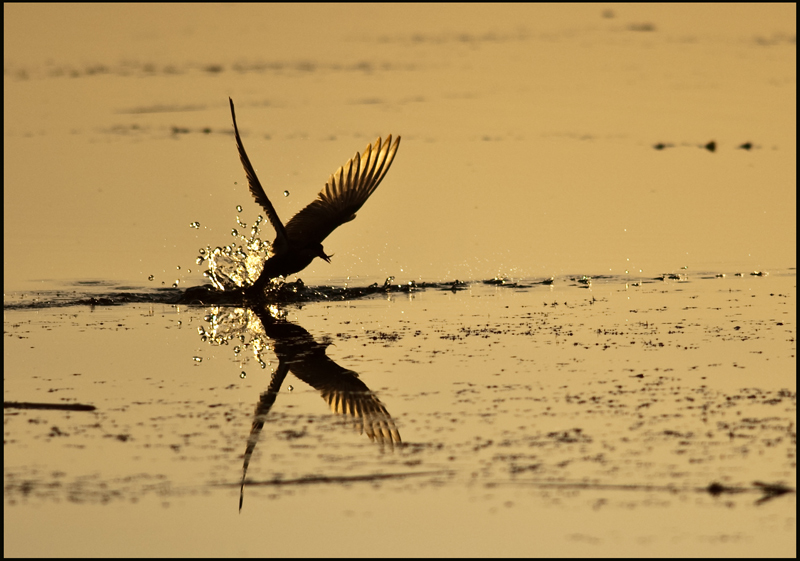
[
  {"xmin": 284, "ymin": 135, "xmax": 401, "ymax": 248},
  {"xmin": 229, "ymin": 98, "xmax": 289, "ymax": 253}
]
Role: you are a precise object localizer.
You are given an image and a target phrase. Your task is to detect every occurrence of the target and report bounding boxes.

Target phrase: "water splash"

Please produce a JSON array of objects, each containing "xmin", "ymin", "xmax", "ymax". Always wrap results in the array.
[
  {"xmin": 198, "ymin": 207, "xmax": 272, "ymax": 291},
  {"xmin": 199, "ymin": 306, "xmax": 272, "ymax": 370}
]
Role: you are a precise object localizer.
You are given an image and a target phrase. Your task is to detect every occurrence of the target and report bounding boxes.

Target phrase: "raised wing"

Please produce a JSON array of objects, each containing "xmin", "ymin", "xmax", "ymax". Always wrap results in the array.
[
  {"xmin": 284, "ymin": 135, "xmax": 401, "ymax": 248},
  {"xmin": 229, "ymin": 98, "xmax": 289, "ymax": 253}
]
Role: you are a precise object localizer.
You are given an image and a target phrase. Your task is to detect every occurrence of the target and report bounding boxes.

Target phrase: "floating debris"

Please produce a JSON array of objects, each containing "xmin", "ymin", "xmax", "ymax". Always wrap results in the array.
[{"xmin": 3, "ymin": 401, "xmax": 96, "ymax": 412}]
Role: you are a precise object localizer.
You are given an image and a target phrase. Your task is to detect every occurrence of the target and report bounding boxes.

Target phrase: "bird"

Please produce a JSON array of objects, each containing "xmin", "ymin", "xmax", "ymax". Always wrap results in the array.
[{"xmin": 228, "ymin": 98, "xmax": 400, "ymax": 297}]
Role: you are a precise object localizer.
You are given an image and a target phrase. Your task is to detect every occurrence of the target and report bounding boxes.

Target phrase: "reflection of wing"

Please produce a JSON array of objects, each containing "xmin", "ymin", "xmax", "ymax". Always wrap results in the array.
[
  {"xmin": 240, "ymin": 362, "xmax": 289, "ymax": 512},
  {"xmin": 321, "ymin": 383, "xmax": 401, "ymax": 447},
  {"xmin": 288, "ymin": 356, "xmax": 401, "ymax": 448},
  {"xmin": 284, "ymin": 135, "xmax": 400, "ymax": 249}
]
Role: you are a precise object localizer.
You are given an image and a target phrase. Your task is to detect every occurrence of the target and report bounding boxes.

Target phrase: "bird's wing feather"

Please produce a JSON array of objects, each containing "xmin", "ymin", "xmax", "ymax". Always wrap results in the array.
[
  {"xmin": 229, "ymin": 98, "xmax": 289, "ymax": 253},
  {"xmin": 285, "ymin": 135, "xmax": 401, "ymax": 248}
]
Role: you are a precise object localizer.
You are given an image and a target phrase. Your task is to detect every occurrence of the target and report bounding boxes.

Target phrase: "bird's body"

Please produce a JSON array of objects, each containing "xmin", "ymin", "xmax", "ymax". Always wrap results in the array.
[{"xmin": 228, "ymin": 98, "xmax": 400, "ymax": 297}]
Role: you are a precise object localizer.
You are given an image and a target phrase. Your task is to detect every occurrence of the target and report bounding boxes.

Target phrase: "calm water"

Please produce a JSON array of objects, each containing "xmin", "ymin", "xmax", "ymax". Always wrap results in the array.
[
  {"xmin": 4, "ymin": 4, "xmax": 796, "ymax": 557},
  {"xmin": 4, "ymin": 271, "xmax": 796, "ymax": 556}
]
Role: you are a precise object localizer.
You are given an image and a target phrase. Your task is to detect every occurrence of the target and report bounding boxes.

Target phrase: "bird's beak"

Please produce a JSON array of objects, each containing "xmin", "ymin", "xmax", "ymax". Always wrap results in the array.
[{"xmin": 318, "ymin": 248, "xmax": 332, "ymax": 263}]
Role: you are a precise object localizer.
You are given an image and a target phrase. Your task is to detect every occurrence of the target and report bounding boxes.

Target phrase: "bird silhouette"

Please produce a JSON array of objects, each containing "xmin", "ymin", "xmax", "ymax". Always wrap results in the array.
[{"xmin": 229, "ymin": 98, "xmax": 400, "ymax": 297}]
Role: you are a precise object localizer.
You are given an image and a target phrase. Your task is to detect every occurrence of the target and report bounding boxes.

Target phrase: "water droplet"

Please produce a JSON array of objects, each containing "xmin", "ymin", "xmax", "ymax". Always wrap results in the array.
[
  {"xmin": 193, "ymin": 356, "xmax": 202, "ymax": 363},
  {"xmin": 231, "ymin": 229, "xmax": 238, "ymax": 237},
  {"xmin": 176, "ymin": 265, "xmax": 181, "ymax": 270},
  {"xmin": 189, "ymin": 221, "xmax": 200, "ymax": 229},
  {"xmin": 283, "ymin": 190, "xmax": 290, "ymax": 197},
  {"xmin": 148, "ymin": 275, "xmax": 154, "ymax": 281},
  {"xmin": 287, "ymin": 385, "xmax": 293, "ymax": 392},
  {"xmin": 172, "ymin": 280, "xmax": 180, "ymax": 287},
  {"xmin": 236, "ymin": 205, "xmax": 243, "ymax": 213},
  {"xmin": 240, "ymin": 371, "xmax": 247, "ymax": 379}
]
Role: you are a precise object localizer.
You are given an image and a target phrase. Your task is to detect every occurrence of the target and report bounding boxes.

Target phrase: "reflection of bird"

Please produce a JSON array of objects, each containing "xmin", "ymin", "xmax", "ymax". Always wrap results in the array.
[
  {"xmin": 229, "ymin": 98, "xmax": 401, "ymax": 296},
  {"xmin": 239, "ymin": 307, "xmax": 401, "ymax": 511}
]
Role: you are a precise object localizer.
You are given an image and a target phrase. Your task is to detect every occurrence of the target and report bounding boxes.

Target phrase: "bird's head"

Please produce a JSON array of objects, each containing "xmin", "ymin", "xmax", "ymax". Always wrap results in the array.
[{"xmin": 315, "ymin": 244, "xmax": 332, "ymax": 264}]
